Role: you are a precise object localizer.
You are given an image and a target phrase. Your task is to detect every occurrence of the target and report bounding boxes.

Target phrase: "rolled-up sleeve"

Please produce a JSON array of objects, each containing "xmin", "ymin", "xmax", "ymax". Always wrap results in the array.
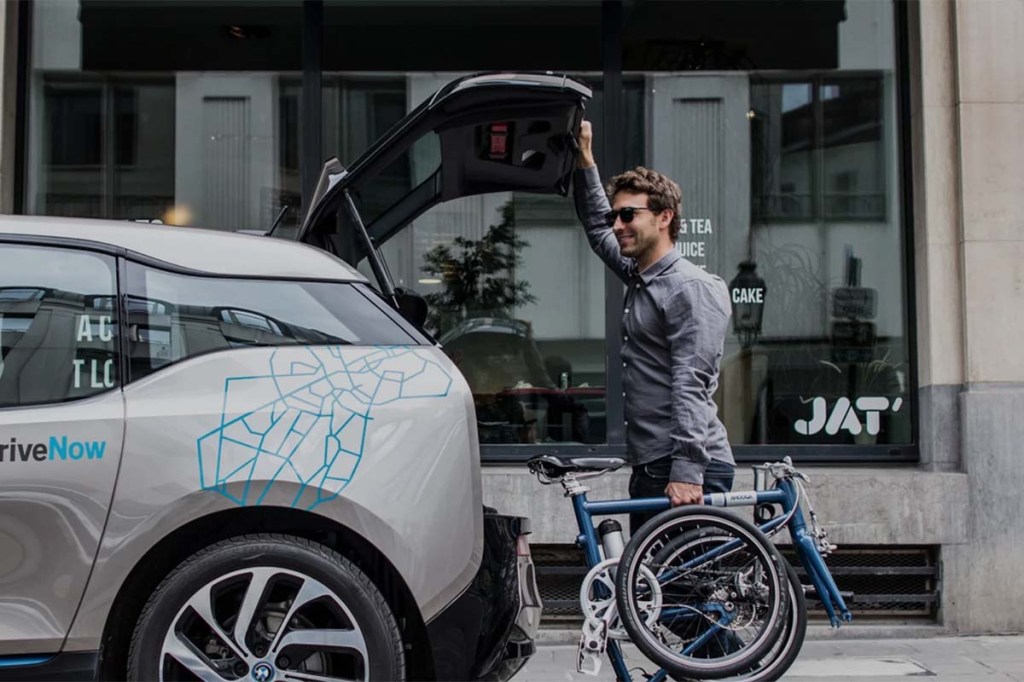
[
  {"xmin": 661, "ymin": 280, "xmax": 731, "ymax": 485},
  {"xmin": 573, "ymin": 166, "xmax": 632, "ymax": 283}
]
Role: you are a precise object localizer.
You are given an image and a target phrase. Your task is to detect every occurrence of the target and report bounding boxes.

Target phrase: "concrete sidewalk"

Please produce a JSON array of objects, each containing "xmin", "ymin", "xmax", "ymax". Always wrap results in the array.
[{"xmin": 518, "ymin": 634, "xmax": 1024, "ymax": 681}]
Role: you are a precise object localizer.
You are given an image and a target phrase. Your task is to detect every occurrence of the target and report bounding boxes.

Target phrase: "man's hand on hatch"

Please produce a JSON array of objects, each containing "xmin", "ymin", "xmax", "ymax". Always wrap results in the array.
[
  {"xmin": 577, "ymin": 120, "xmax": 596, "ymax": 169},
  {"xmin": 666, "ymin": 481, "xmax": 704, "ymax": 507}
]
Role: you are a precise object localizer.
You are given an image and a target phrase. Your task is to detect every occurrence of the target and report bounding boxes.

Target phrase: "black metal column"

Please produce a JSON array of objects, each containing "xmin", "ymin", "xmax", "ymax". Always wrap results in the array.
[
  {"xmin": 12, "ymin": 0, "xmax": 31, "ymax": 214},
  {"xmin": 301, "ymin": 0, "xmax": 323, "ymax": 217},
  {"xmin": 602, "ymin": 0, "xmax": 626, "ymax": 449}
]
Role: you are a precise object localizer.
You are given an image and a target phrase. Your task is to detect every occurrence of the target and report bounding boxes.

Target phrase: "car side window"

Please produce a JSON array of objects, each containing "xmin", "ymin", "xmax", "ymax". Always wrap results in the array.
[
  {"xmin": 0, "ymin": 243, "xmax": 119, "ymax": 407},
  {"xmin": 125, "ymin": 262, "xmax": 422, "ymax": 381}
]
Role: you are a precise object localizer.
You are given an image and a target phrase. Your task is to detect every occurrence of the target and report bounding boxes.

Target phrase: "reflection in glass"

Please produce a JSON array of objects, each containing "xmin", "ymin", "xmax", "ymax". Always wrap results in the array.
[
  {"xmin": 125, "ymin": 267, "xmax": 417, "ymax": 381},
  {"xmin": 737, "ymin": 71, "xmax": 906, "ymax": 446},
  {"xmin": 751, "ymin": 81, "xmax": 814, "ymax": 221},
  {"xmin": 334, "ymin": 75, "xmax": 643, "ymax": 447},
  {"xmin": 752, "ymin": 76, "xmax": 886, "ymax": 223},
  {"xmin": 0, "ymin": 245, "xmax": 119, "ymax": 406},
  {"xmin": 401, "ymin": 191, "xmax": 606, "ymax": 446},
  {"xmin": 38, "ymin": 80, "xmax": 176, "ymax": 221},
  {"xmin": 822, "ymin": 79, "xmax": 885, "ymax": 220},
  {"xmin": 40, "ymin": 83, "xmax": 104, "ymax": 217}
]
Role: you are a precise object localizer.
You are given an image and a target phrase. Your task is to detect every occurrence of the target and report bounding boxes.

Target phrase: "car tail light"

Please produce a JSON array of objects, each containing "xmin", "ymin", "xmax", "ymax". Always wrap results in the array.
[
  {"xmin": 489, "ymin": 122, "xmax": 510, "ymax": 160},
  {"xmin": 516, "ymin": 533, "xmax": 532, "ymax": 557}
]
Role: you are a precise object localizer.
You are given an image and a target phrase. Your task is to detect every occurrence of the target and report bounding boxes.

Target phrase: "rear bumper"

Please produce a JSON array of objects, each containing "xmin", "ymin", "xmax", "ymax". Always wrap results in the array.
[{"xmin": 425, "ymin": 511, "xmax": 542, "ymax": 681}]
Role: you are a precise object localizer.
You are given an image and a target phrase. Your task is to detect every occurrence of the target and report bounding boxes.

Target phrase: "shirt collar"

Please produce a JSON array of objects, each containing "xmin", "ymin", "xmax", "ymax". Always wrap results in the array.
[{"xmin": 637, "ymin": 248, "xmax": 682, "ymax": 285}]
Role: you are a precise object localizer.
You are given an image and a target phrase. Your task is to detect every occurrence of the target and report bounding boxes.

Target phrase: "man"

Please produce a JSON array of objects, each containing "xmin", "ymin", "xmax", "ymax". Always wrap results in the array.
[{"xmin": 574, "ymin": 121, "xmax": 735, "ymax": 535}]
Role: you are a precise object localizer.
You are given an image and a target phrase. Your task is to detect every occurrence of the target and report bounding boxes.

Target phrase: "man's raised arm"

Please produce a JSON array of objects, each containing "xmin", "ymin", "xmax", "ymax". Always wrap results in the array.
[{"xmin": 573, "ymin": 121, "xmax": 632, "ymax": 283}]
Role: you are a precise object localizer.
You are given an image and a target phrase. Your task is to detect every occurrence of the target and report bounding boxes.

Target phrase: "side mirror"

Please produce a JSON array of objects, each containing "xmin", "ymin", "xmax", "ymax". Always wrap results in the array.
[{"xmin": 394, "ymin": 287, "xmax": 428, "ymax": 329}]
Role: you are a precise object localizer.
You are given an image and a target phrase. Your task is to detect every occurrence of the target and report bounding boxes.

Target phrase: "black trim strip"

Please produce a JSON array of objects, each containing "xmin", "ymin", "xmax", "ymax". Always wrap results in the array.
[
  {"xmin": 116, "ymin": 255, "xmax": 132, "ymax": 388},
  {"xmin": 894, "ymin": 0, "xmax": 921, "ymax": 453},
  {"xmin": 0, "ymin": 232, "xmax": 125, "ymax": 257},
  {"xmin": 301, "ymin": 0, "xmax": 324, "ymax": 216},
  {"xmin": 0, "ymin": 652, "xmax": 97, "ymax": 682},
  {"xmin": 481, "ymin": 443, "xmax": 916, "ymax": 465},
  {"xmin": 12, "ymin": 0, "xmax": 30, "ymax": 214},
  {"xmin": 602, "ymin": 0, "xmax": 626, "ymax": 451}
]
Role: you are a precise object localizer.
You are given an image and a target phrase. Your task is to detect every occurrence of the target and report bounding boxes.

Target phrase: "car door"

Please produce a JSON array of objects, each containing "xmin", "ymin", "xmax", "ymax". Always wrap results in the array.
[
  {"xmin": 0, "ymin": 240, "xmax": 125, "ymax": 656},
  {"xmin": 296, "ymin": 72, "xmax": 592, "ymax": 286}
]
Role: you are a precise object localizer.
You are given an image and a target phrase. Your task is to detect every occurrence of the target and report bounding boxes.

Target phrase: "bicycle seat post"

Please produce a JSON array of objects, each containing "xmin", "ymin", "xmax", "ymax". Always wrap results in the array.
[{"xmin": 561, "ymin": 471, "xmax": 590, "ymax": 498}]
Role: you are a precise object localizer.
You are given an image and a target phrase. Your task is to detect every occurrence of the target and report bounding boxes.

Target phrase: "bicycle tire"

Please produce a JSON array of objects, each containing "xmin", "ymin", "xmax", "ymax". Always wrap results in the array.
[
  {"xmin": 729, "ymin": 560, "xmax": 808, "ymax": 682},
  {"xmin": 657, "ymin": 560, "xmax": 807, "ymax": 682},
  {"xmin": 649, "ymin": 528, "xmax": 801, "ymax": 682},
  {"xmin": 615, "ymin": 507, "xmax": 787, "ymax": 680}
]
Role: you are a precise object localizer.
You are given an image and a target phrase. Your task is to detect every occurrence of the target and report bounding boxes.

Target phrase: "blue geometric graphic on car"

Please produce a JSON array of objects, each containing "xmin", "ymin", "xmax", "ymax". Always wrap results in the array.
[{"xmin": 197, "ymin": 346, "xmax": 452, "ymax": 510}]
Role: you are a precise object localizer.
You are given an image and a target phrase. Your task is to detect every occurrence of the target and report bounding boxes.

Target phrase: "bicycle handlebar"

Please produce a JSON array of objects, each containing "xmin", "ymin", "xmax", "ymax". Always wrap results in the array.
[{"xmin": 752, "ymin": 456, "xmax": 810, "ymax": 486}]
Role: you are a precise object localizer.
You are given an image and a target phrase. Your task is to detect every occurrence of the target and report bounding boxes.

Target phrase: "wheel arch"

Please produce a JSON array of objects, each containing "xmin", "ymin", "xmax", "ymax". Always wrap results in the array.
[{"xmin": 96, "ymin": 506, "xmax": 435, "ymax": 681}]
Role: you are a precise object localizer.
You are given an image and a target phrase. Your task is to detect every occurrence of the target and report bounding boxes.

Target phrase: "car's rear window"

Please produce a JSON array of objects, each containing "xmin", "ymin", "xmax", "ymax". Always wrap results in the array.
[{"xmin": 126, "ymin": 262, "xmax": 423, "ymax": 381}]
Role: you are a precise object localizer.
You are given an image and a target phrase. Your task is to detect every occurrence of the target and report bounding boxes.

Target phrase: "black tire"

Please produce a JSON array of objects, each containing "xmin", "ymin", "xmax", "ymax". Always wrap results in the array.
[
  {"xmin": 649, "ymin": 528, "xmax": 799, "ymax": 682},
  {"xmin": 658, "ymin": 559, "xmax": 807, "ymax": 682},
  {"xmin": 730, "ymin": 560, "xmax": 807, "ymax": 682},
  {"xmin": 615, "ymin": 507, "xmax": 786, "ymax": 680},
  {"xmin": 126, "ymin": 533, "xmax": 404, "ymax": 682}
]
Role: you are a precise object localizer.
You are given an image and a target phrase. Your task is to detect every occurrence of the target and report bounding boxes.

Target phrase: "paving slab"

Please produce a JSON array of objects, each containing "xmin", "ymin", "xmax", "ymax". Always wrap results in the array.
[{"xmin": 517, "ymin": 636, "xmax": 1024, "ymax": 682}]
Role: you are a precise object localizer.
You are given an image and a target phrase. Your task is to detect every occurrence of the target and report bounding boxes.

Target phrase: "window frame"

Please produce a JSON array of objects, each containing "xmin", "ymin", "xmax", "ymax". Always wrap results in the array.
[
  {"xmin": 750, "ymin": 70, "xmax": 889, "ymax": 225},
  {"xmin": 30, "ymin": 74, "xmax": 176, "ymax": 220}
]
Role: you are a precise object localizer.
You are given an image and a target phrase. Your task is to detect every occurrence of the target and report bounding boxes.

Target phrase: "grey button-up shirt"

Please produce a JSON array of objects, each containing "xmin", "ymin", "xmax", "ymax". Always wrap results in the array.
[{"xmin": 575, "ymin": 166, "xmax": 734, "ymax": 484}]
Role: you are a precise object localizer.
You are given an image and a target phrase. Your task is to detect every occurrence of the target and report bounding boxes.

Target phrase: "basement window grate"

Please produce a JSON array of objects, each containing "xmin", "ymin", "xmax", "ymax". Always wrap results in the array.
[{"xmin": 533, "ymin": 544, "xmax": 939, "ymax": 624}]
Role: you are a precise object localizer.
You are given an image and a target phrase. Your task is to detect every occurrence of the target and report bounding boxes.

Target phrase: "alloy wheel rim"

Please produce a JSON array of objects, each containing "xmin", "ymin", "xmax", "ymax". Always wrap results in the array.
[{"xmin": 159, "ymin": 566, "xmax": 369, "ymax": 682}]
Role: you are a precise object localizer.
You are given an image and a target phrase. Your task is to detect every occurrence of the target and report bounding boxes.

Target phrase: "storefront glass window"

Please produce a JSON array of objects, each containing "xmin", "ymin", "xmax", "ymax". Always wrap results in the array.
[
  {"xmin": 626, "ymin": 0, "xmax": 911, "ymax": 447},
  {"xmin": 26, "ymin": 0, "xmax": 302, "ymax": 231},
  {"xmin": 22, "ymin": 0, "xmax": 913, "ymax": 455}
]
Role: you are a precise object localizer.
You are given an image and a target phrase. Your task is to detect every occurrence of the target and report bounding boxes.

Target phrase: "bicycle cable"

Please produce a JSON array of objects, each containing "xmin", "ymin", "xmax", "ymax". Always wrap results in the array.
[{"xmin": 762, "ymin": 476, "xmax": 803, "ymax": 540}]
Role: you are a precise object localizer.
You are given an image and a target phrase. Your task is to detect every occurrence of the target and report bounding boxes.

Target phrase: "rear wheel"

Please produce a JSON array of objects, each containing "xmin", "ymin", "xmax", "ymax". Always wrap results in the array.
[
  {"xmin": 649, "ymin": 531, "xmax": 805, "ymax": 682},
  {"xmin": 615, "ymin": 507, "xmax": 786, "ymax": 680},
  {"xmin": 127, "ymin": 534, "xmax": 404, "ymax": 682}
]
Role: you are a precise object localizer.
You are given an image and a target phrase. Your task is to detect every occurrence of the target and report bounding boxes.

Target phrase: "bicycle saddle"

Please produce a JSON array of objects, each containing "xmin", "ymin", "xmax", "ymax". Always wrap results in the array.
[{"xmin": 527, "ymin": 454, "xmax": 627, "ymax": 478}]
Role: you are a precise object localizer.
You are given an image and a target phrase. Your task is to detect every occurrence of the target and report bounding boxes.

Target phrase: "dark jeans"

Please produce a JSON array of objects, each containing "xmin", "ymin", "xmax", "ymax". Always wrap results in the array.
[{"xmin": 627, "ymin": 457, "xmax": 735, "ymax": 536}]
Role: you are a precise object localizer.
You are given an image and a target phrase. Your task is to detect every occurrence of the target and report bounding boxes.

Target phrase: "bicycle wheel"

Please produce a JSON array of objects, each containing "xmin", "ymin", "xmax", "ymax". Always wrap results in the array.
[
  {"xmin": 615, "ymin": 507, "xmax": 787, "ymax": 680},
  {"xmin": 650, "ymin": 530, "xmax": 804, "ymax": 682}
]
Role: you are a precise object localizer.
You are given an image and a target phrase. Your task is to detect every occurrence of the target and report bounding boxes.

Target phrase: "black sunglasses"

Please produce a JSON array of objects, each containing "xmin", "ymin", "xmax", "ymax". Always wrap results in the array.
[{"xmin": 604, "ymin": 206, "xmax": 657, "ymax": 225}]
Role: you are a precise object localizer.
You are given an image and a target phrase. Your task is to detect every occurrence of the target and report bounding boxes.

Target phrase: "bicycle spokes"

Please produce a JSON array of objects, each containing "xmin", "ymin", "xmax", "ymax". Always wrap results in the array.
[{"xmin": 615, "ymin": 510, "xmax": 787, "ymax": 679}]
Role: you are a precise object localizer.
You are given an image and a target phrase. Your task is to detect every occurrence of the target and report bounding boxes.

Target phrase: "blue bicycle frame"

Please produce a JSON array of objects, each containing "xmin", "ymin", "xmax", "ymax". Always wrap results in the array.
[{"xmin": 570, "ymin": 478, "xmax": 853, "ymax": 682}]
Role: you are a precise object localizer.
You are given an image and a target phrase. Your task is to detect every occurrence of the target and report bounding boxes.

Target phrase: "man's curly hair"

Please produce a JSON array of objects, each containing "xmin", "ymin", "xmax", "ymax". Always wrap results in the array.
[{"xmin": 606, "ymin": 167, "xmax": 683, "ymax": 242}]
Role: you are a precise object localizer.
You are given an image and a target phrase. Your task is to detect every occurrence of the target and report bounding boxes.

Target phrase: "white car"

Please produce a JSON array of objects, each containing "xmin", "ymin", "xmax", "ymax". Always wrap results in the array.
[{"xmin": 0, "ymin": 72, "xmax": 591, "ymax": 682}]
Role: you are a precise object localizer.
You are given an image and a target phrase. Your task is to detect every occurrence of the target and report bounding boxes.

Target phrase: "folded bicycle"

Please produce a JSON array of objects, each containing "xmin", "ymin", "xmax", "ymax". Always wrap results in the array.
[{"xmin": 527, "ymin": 455, "xmax": 853, "ymax": 681}]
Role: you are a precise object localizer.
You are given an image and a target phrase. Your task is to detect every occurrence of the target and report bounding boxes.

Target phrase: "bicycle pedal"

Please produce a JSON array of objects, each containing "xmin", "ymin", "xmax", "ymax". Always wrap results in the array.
[
  {"xmin": 576, "ymin": 627, "xmax": 605, "ymax": 676},
  {"xmin": 576, "ymin": 649, "xmax": 603, "ymax": 677},
  {"xmin": 577, "ymin": 617, "xmax": 609, "ymax": 676}
]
